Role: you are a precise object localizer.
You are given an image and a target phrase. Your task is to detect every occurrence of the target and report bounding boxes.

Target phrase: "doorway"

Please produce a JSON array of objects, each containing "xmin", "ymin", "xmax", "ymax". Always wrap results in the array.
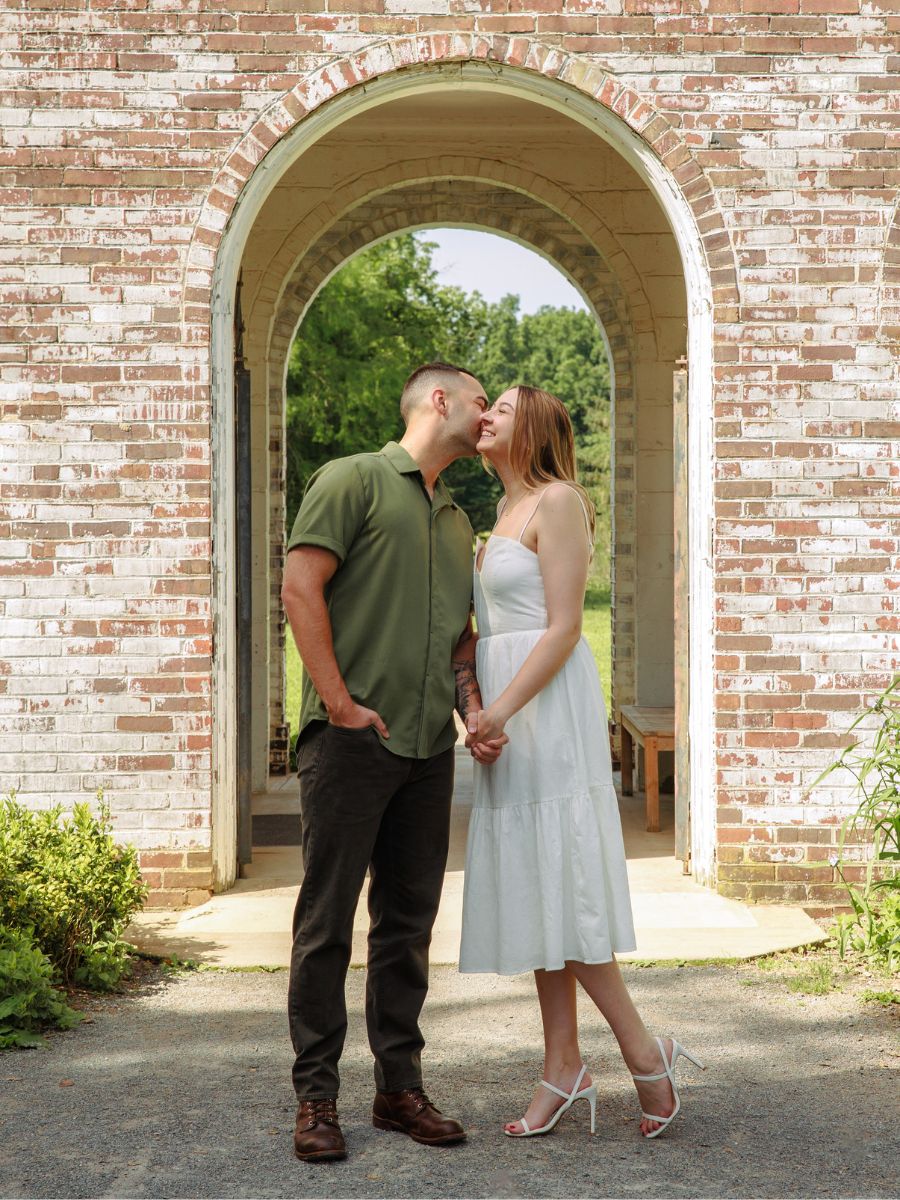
[{"xmin": 206, "ymin": 54, "xmax": 717, "ymax": 893}]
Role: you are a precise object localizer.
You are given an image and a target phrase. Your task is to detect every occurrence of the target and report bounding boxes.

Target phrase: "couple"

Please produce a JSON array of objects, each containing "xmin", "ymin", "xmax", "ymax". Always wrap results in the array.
[{"xmin": 281, "ymin": 363, "xmax": 703, "ymax": 1164}]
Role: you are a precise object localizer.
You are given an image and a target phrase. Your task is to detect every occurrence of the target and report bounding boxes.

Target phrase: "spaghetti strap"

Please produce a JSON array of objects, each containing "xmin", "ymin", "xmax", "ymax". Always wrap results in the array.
[
  {"xmin": 570, "ymin": 487, "xmax": 594, "ymax": 549},
  {"xmin": 517, "ymin": 482, "xmax": 594, "ymax": 552},
  {"xmin": 477, "ymin": 496, "xmax": 509, "ymax": 574},
  {"xmin": 493, "ymin": 495, "xmax": 509, "ymax": 531},
  {"xmin": 516, "ymin": 490, "xmax": 549, "ymax": 542}
]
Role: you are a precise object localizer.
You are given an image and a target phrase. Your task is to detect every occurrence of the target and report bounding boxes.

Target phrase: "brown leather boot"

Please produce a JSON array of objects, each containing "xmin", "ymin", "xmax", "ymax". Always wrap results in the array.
[
  {"xmin": 293, "ymin": 1098, "xmax": 347, "ymax": 1163},
  {"xmin": 373, "ymin": 1087, "xmax": 466, "ymax": 1146}
]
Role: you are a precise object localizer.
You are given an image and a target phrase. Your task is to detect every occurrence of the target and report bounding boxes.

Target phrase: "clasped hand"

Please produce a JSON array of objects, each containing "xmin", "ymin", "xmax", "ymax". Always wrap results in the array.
[{"xmin": 465, "ymin": 706, "xmax": 509, "ymax": 764}]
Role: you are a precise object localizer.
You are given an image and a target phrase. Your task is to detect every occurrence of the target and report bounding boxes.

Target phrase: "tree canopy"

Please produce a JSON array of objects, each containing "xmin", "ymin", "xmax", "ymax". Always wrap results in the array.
[{"xmin": 285, "ymin": 233, "xmax": 611, "ymax": 565}]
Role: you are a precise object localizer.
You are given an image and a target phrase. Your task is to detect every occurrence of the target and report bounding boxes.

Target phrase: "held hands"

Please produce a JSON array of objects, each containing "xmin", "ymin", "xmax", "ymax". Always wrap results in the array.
[
  {"xmin": 465, "ymin": 706, "xmax": 509, "ymax": 764},
  {"xmin": 328, "ymin": 698, "xmax": 390, "ymax": 739}
]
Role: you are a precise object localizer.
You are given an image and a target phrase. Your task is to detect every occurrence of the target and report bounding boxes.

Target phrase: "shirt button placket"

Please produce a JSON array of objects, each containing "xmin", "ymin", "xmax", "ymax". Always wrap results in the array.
[{"xmin": 421, "ymin": 507, "xmax": 437, "ymax": 757}]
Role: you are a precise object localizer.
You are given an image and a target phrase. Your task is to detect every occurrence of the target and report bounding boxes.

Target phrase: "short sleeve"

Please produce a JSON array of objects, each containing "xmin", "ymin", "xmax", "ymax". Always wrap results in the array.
[{"xmin": 286, "ymin": 457, "xmax": 368, "ymax": 563}]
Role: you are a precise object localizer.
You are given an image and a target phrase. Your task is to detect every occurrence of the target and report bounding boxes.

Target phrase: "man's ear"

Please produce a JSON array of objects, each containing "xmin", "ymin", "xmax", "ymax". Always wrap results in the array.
[{"xmin": 431, "ymin": 387, "xmax": 448, "ymax": 416}]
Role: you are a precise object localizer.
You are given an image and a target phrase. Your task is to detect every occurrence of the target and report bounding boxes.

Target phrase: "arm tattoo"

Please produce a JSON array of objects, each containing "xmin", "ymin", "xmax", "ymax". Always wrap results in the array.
[{"xmin": 453, "ymin": 657, "xmax": 481, "ymax": 722}]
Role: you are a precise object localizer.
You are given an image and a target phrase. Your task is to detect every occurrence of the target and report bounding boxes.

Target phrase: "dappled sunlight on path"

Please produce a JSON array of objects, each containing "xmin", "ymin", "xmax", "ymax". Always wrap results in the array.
[{"xmin": 1, "ymin": 964, "xmax": 894, "ymax": 1199}]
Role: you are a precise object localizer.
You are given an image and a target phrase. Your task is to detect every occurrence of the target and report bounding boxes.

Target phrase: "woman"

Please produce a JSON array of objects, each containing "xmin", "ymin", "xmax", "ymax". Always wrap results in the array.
[{"xmin": 459, "ymin": 385, "xmax": 704, "ymax": 1140}]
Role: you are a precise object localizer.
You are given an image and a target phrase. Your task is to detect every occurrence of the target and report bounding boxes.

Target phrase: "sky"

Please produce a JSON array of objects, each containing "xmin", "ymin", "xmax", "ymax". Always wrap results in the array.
[{"xmin": 419, "ymin": 228, "xmax": 588, "ymax": 315}]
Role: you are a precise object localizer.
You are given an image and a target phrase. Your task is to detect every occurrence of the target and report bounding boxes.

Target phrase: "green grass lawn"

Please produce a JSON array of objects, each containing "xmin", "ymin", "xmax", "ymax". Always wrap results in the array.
[
  {"xmin": 285, "ymin": 630, "xmax": 304, "ymax": 741},
  {"xmin": 582, "ymin": 579, "xmax": 612, "ymax": 711},
  {"xmin": 284, "ymin": 582, "xmax": 611, "ymax": 733}
]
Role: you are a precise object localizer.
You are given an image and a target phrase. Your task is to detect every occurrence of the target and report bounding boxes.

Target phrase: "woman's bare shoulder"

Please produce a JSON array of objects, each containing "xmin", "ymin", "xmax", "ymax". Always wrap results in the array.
[{"xmin": 538, "ymin": 481, "xmax": 586, "ymax": 519}]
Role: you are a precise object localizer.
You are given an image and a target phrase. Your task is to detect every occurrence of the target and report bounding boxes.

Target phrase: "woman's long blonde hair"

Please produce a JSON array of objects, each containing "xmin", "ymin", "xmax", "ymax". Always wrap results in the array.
[{"xmin": 509, "ymin": 384, "xmax": 596, "ymax": 539}]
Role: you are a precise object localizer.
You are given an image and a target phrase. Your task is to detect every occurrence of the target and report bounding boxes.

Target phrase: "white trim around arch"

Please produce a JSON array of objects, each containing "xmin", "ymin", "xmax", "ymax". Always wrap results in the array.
[{"xmin": 208, "ymin": 60, "xmax": 717, "ymax": 891}]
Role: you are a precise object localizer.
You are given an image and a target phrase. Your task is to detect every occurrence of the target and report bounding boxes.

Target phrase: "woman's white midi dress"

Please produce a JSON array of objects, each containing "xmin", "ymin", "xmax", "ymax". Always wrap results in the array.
[{"xmin": 459, "ymin": 503, "xmax": 637, "ymax": 976}]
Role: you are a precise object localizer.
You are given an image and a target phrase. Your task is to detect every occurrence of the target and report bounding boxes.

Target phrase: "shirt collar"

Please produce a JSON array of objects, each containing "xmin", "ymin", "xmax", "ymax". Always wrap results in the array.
[
  {"xmin": 381, "ymin": 441, "xmax": 420, "ymax": 475},
  {"xmin": 380, "ymin": 441, "xmax": 458, "ymax": 512}
]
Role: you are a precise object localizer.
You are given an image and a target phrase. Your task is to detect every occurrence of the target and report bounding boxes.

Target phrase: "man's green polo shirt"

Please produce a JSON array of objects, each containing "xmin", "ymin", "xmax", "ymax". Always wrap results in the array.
[{"xmin": 287, "ymin": 441, "xmax": 474, "ymax": 759}]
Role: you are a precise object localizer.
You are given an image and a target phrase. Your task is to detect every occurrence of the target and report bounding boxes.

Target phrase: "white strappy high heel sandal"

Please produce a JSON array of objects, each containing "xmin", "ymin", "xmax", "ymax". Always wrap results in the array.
[
  {"xmin": 504, "ymin": 1064, "xmax": 598, "ymax": 1137},
  {"xmin": 631, "ymin": 1036, "xmax": 706, "ymax": 1139}
]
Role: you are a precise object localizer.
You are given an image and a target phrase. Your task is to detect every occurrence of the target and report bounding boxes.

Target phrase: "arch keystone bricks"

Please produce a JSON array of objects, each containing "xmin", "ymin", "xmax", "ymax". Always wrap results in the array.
[{"xmin": 190, "ymin": 36, "xmax": 738, "ymax": 318}]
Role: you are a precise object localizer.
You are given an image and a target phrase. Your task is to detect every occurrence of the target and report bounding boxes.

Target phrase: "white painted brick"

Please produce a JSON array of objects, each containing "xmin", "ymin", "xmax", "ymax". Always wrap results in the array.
[{"xmin": 0, "ymin": 14, "xmax": 895, "ymax": 909}]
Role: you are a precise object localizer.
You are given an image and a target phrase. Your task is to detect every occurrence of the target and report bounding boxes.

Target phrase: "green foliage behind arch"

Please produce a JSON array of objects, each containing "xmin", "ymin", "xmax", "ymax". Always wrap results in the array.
[{"xmin": 285, "ymin": 233, "xmax": 611, "ymax": 565}]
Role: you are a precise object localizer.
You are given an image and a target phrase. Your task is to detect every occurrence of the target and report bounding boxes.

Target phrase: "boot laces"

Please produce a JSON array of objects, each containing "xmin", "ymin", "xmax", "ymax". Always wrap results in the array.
[
  {"xmin": 302, "ymin": 1098, "xmax": 338, "ymax": 1126},
  {"xmin": 405, "ymin": 1087, "xmax": 438, "ymax": 1113}
]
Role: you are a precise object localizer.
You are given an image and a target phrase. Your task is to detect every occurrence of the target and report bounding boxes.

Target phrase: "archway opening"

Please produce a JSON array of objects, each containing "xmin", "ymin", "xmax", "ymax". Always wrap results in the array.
[
  {"xmin": 277, "ymin": 227, "xmax": 613, "ymax": 729},
  {"xmin": 208, "ymin": 61, "xmax": 716, "ymax": 895}
]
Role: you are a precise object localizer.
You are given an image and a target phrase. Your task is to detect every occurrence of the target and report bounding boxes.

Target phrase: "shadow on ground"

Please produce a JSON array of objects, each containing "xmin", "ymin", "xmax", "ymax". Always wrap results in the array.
[{"xmin": 0, "ymin": 964, "xmax": 895, "ymax": 1199}]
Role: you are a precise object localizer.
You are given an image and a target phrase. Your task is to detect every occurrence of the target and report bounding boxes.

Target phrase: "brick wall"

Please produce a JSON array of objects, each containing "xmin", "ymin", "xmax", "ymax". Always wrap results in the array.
[{"xmin": 1, "ymin": 2, "xmax": 897, "ymax": 910}]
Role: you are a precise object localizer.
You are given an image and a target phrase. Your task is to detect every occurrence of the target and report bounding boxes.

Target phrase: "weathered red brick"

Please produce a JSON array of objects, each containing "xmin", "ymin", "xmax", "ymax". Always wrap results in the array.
[{"xmin": 1, "ymin": 11, "xmax": 893, "ymax": 920}]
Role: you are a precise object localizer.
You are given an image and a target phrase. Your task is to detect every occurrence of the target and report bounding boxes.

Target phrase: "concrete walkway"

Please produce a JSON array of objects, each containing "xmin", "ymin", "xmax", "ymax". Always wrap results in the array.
[{"xmin": 130, "ymin": 750, "xmax": 824, "ymax": 967}]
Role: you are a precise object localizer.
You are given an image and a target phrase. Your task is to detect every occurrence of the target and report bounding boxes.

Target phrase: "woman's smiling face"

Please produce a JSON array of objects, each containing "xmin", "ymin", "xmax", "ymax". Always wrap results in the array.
[{"xmin": 476, "ymin": 387, "xmax": 518, "ymax": 462}]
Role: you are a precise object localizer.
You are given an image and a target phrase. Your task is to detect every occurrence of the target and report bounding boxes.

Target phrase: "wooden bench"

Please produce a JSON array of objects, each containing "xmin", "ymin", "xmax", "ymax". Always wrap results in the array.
[{"xmin": 618, "ymin": 705, "xmax": 675, "ymax": 833}]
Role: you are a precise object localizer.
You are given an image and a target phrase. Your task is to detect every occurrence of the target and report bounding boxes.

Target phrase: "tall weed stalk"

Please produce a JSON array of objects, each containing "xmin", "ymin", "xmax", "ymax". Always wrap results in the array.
[{"xmin": 813, "ymin": 677, "xmax": 900, "ymax": 972}]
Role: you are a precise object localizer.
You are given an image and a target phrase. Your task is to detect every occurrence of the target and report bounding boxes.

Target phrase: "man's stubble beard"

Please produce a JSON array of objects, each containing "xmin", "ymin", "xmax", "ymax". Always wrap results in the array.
[{"xmin": 443, "ymin": 427, "xmax": 481, "ymax": 464}]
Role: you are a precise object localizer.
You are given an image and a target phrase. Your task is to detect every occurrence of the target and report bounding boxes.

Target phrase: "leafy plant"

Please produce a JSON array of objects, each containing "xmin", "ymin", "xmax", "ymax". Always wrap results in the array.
[
  {"xmin": 834, "ymin": 889, "xmax": 900, "ymax": 972},
  {"xmin": 0, "ymin": 790, "xmax": 147, "ymax": 990},
  {"xmin": 0, "ymin": 925, "xmax": 81, "ymax": 1049},
  {"xmin": 813, "ymin": 677, "xmax": 900, "ymax": 972}
]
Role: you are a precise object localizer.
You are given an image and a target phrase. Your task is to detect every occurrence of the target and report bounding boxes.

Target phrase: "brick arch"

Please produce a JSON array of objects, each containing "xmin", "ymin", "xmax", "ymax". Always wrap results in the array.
[
  {"xmin": 189, "ymin": 34, "xmax": 738, "ymax": 320},
  {"xmin": 247, "ymin": 158, "xmax": 654, "ymax": 364},
  {"xmin": 267, "ymin": 186, "xmax": 635, "ymax": 372}
]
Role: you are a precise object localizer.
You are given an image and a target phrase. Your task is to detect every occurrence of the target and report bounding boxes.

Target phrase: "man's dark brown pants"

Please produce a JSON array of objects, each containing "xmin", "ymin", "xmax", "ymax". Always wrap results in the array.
[{"xmin": 288, "ymin": 721, "xmax": 455, "ymax": 1099}]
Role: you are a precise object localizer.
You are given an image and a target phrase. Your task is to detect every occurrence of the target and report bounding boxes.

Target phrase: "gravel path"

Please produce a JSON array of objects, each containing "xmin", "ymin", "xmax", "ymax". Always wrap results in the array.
[{"xmin": 1, "ymin": 960, "xmax": 897, "ymax": 1199}]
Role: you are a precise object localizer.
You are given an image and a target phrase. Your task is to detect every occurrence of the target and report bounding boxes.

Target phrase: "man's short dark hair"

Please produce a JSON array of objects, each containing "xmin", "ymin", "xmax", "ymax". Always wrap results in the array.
[{"xmin": 400, "ymin": 361, "xmax": 475, "ymax": 421}]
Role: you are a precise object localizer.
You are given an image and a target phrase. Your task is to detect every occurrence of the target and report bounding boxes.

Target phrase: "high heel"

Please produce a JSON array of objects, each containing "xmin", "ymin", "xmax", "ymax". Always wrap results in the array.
[
  {"xmin": 504, "ymin": 1064, "xmax": 598, "ymax": 1138},
  {"xmin": 630, "ymin": 1036, "xmax": 705, "ymax": 1139}
]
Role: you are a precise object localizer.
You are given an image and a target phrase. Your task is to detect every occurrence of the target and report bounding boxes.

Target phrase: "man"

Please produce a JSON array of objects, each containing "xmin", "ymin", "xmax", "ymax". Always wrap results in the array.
[{"xmin": 281, "ymin": 362, "xmax": 505, "ymax": 1164}]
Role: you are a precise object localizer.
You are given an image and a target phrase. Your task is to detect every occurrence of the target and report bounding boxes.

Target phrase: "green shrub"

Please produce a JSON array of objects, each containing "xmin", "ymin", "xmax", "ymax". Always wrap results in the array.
[
  {"xmin": 0, "ymin": 925, "xmax": 81, "ymax": 1049},
  {"xmin": 0, "ymin": 790, "xmax": 148, "ymax": 990}
]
